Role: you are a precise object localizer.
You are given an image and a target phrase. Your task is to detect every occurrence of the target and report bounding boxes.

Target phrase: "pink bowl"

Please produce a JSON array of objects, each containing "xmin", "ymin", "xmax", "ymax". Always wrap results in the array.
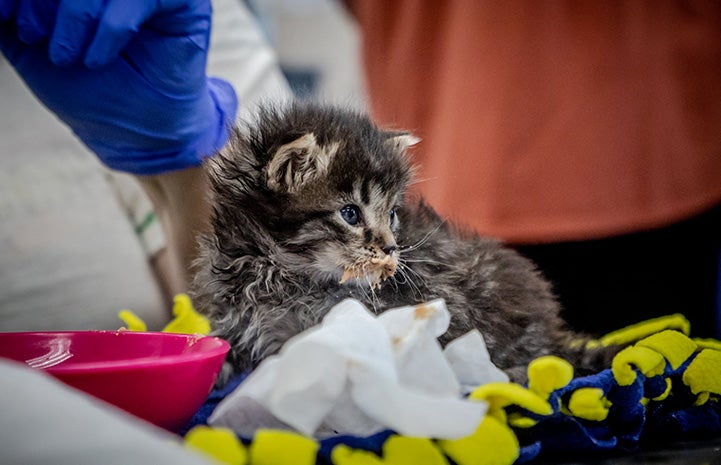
[{"xmin": 0, "ymin": 330, "xmax": 230, "ymax": 432}]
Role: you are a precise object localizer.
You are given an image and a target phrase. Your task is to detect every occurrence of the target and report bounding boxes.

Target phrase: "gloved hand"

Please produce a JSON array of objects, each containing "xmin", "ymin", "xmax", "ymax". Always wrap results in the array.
[{"xmin": 0, "ymin": 0, "xmax": 237, "ymax": 175}]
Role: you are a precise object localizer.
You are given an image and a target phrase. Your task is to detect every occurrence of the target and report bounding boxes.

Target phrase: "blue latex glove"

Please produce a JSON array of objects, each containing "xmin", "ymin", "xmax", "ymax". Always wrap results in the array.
[{"xmin": 0, "ymin": 0, "xmax": 237, "ymax": 175}]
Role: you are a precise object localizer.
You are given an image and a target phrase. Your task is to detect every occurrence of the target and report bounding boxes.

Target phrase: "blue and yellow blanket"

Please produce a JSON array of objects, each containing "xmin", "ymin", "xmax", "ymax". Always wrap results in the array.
[{"xmin": 122, "ymin": 297, "xmax": 721, "ymax": 465}]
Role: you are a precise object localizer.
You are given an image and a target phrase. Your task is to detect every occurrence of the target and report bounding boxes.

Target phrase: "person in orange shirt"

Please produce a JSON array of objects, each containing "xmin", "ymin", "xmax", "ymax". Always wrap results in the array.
[{"xmin": 349, "ymin": 1, "xmax": 721, "ymax": 337}]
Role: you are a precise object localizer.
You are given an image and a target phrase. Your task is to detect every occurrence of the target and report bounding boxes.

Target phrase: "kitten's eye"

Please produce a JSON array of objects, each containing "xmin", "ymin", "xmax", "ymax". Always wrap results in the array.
[
  {"xmin": 340, "ymin": 204, "xmax": 361, "ymax": 226},
  {"xmin": 389, "ymin": 208, "xmax": 396, "ymax": 222}
]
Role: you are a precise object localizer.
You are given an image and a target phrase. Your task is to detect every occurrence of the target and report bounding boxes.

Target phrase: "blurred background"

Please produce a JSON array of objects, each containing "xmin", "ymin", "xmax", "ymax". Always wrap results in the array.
[{"xmin": 1, "ymin": 0, "xmax": 719, "ymax": 339}]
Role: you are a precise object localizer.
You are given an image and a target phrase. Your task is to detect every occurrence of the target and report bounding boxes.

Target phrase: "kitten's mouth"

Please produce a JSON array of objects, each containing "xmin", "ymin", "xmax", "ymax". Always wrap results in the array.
[{"xmin": 339, "ymin": 256, "xmax": 398, "ymax": 289}]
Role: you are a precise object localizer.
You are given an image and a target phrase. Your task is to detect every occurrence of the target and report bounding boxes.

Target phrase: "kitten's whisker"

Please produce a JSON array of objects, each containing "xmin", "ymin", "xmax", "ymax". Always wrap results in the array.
[
  {"xmin": 366, "ymin": 276, "xmax": 381, "ymax": 312},
  {"xmin": 353, "ymin": 275, "xmax": 371, "ymax": 302},
  {"xmin": 400, "ymin": 261, "xmax": 430, "ymax": 292},
  {"xmin": 407, "ymin": 176, "xmax": 438, "ymax": 187},
  {"xmin": 394, "ymin": 266, "xmax": 415, "ymax": 298},
  {"xmin": 388, "ymin": 274, "xmax": 400, "ymax": 292},
  {"xmin": 400, "ymin": 258, "xmax": 465, "ymax": 272},
  {"xmin": 398, "ymin": 221, "xmax": 445, "ymax": 253},
  {"xmin": 404, "ymin": 271, "xmax": 425, "ymax": 301},
  {"xmin": 393, "ymin": 267, "xmax": 410, "ymax": 285},
  {"xmin": 361, "ymin": 286, "xmax": 373, "ymax": 308},
  {"xmin": 399, "ymin": 256, "xmax": 431, "ymax": 289},
  {"xmin": 396, "ymin": 261, "xmax": 425, "ymax": 301}
]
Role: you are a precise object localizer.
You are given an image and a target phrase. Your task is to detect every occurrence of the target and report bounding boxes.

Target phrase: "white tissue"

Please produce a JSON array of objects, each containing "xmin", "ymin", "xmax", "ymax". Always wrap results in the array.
[
  {"xmin": 444, "ymin": 330, "xmax": 510, "ymax": 391},
  {"xmin": 209, "ymin": 299, "xmax": 502, "ymax": 439}
]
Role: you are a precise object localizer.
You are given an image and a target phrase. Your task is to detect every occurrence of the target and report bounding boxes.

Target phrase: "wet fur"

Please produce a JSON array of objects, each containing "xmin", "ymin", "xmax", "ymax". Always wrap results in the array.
[{"xmin": 192, "ymin": 102, "xmax": 613, "ymax": 381}]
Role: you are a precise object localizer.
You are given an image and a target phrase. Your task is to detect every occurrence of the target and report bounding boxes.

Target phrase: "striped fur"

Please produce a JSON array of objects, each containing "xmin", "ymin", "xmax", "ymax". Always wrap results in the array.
[{"xmin": 192, "ymin": 102, "xmax": 615, "ymax": 381}]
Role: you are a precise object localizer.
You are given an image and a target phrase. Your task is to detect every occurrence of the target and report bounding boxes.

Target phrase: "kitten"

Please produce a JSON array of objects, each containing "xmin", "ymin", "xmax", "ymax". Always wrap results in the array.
[{"xmin": 192, "ymin": 102, "xmax": 611, "ymax": 381}]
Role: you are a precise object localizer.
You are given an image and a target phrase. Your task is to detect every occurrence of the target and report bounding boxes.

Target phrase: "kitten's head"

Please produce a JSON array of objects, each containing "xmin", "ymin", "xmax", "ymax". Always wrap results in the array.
[{"xmin": 206, "ymin": 103, "xmax": 418, "ymax": 288}]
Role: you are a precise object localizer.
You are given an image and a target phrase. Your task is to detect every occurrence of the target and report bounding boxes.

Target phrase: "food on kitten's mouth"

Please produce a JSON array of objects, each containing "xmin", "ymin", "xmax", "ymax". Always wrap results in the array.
[
  {"xmin": 339, "ymin": 256, "xmax": 398, "ymax": 288},
  {"xmin": 373, "ymin": 255, "xmax": 398, "ymax": 281}
]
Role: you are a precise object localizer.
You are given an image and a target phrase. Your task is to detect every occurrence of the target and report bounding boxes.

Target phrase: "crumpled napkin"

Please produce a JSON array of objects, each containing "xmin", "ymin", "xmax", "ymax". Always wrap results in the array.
[{"xmin": 209, "ymin": 299, "xmax": 508, "ymax": 439}]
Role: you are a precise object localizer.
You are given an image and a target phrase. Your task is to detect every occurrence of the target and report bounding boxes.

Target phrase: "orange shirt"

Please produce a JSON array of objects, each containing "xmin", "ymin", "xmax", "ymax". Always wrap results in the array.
[{"xmin": 350, "ymin": 1, "xmax": 721, "ymax": 243}]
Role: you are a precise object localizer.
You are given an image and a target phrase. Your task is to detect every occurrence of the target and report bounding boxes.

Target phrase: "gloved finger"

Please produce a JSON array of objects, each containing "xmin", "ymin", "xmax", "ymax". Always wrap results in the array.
[
  {"xmin": 208, "ymin": 77, "xmax": 239, "ymax": 124},
  {"xmin": 148, "ymin": 0, "xmax": 212, "ymax": 36},
  {"xmin": 84, "ymin": 0, "xmax": 155, "ymax": 68},
  {"xmin": 206, "ymin": 76, "xmax": 239, "ymax": 151},
  {"xmin": 0, "ymin": 0, "xmax": 19, "ymax": 23},
  {"xmin": 15, "ymin": 0, "xmax": 58, "ymax": 44},
  {"xmin": 48, "ymin": 0, "xmax": 105, "ymax": 65}
]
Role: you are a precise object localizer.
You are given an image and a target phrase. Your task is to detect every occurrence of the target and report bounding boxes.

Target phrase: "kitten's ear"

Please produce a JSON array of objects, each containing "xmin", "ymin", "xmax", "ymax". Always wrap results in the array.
[
  {"xmin": 266, "ymin": 133, "xmax": 338, "ymax": 193},
  {"xmin": 384, "ymin": 132, "xmax": 421, "ymax": 153}
]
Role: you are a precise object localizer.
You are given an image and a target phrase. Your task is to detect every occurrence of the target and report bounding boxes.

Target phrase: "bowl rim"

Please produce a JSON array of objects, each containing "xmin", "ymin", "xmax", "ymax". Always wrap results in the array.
[{"xmin": 0, "ymin": 330, "xmax": 230, "ymax": 374}]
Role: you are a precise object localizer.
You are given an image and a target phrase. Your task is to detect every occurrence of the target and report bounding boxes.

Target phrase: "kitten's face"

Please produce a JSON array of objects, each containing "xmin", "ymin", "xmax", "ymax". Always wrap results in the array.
[
  {"xmin": 265, "ymin": 131, "xmax": 417, "ymax": 289},
  {"xmin": 208, "ymin": 105, "xmax": 418, "ymax": 289},
  {"xmin": 285, "ymin": 173, "xmax": 402, "ymax": 289}
]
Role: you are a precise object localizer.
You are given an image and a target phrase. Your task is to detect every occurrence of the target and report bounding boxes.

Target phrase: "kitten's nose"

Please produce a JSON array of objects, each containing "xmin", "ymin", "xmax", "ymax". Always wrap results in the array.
[{"xmin": 381, "ymin": 244, "xmax": 397, "ymax": 255}]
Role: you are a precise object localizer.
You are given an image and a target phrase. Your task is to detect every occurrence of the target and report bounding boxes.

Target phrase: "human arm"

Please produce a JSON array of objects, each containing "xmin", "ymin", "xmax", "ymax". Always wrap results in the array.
[{"xmin": 0, "ymin": 0, "xmax": 238, "ymax": 295}]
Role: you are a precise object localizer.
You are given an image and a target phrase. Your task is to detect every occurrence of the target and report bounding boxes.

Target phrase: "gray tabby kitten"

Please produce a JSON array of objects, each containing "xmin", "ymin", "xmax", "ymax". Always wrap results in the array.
[{"xmin": 192, "ymin": 102, "xmax": 610, "ymax": 381}]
